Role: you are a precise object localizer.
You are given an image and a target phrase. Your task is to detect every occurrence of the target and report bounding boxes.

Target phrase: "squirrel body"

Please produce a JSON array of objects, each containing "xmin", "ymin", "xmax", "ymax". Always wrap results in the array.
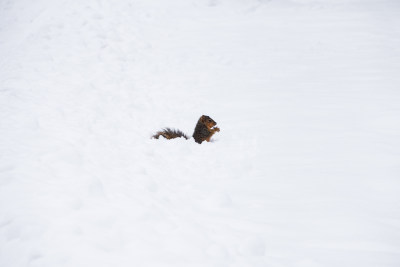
[{"xmin": 152, "ymin": 115, "xmax": 220, "ymax": 144}]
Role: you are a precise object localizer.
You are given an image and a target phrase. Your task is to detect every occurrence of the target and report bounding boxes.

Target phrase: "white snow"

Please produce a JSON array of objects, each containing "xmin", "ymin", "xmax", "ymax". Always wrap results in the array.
[{"xmin": 1, "ymin": 0, "xmax": 400, "ymax": 266}]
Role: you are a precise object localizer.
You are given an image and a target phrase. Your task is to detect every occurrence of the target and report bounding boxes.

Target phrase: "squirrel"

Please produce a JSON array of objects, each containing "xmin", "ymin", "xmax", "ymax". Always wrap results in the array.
[{"xmin": 152, "ymin": 115, "xmax": 220, "ymax": 144}]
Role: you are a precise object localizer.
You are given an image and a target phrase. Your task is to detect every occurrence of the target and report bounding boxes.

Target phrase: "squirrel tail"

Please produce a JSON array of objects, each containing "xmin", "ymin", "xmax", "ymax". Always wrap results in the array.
[{"xmin": 152, "ymin": 128, "xmax": 189, "ymax": 140}]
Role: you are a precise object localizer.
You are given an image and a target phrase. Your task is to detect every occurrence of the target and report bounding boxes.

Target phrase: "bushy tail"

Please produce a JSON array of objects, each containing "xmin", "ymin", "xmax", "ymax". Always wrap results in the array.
[{"xmin": 152, "ymin": 128, "xmax": 189, "ymax": 140}]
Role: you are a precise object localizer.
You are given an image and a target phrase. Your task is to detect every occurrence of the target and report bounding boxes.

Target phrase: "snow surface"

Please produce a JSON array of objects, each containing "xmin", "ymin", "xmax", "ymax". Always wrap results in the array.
[{"xmin": 1, "ymin": 0, "xmax": 400, "ymax": 266}]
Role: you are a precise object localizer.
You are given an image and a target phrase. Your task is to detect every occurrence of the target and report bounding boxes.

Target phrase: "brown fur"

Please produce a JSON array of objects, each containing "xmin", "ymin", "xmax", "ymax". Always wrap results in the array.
[
  {"xmin": 152, "ymin": 128, "xmax": 189, "ymax": 140},
  {"xmin": 192, "ymin": 115, "xmax": 220, "ymax": 144},
  {"xmin": 152, "ymin": 115, "xmax": 220, "ymax": 144}
]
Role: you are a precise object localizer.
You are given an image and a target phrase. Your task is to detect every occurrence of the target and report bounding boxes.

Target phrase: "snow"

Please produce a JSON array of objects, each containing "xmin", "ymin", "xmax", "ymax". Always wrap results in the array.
[{"xmin": 1, "ymin": 0, "xmax": 400, "ymax": 266}]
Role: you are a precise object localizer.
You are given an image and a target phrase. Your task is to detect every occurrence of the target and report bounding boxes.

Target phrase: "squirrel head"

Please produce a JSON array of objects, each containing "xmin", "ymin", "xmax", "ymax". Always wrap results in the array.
[{"xmin": 200, "ymin": 115, "xmax": 217, "ymax": 129}]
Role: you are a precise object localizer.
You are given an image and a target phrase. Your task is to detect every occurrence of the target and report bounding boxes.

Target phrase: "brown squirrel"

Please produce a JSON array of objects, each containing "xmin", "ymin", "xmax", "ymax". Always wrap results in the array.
[{"xmin": 152, "ymin": 115, "xmax": 220, "ymax": 144}]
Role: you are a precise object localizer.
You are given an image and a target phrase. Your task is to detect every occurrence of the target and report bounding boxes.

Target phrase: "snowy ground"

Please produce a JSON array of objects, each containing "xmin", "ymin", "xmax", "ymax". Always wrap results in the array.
[{"xmin": 1, "ymin": 0, "xmax": 400, "ymax": 266}]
